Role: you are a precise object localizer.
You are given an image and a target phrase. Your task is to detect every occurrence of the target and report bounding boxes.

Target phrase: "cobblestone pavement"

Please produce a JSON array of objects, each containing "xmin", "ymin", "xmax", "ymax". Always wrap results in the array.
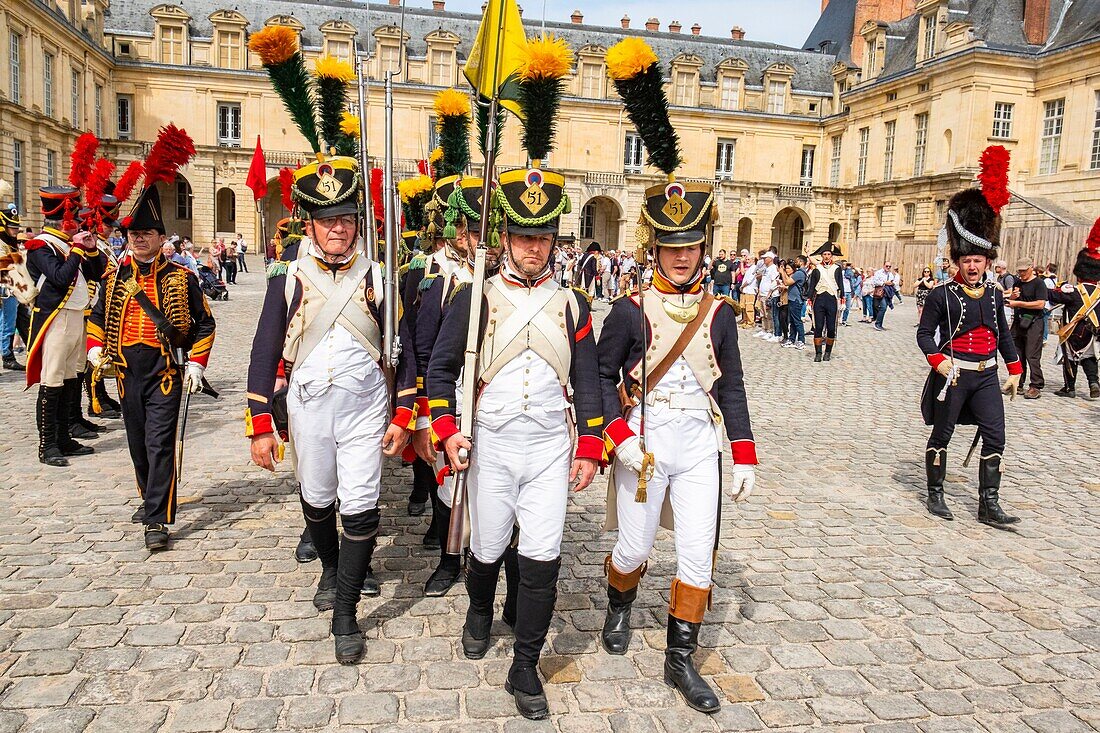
[{"xmin": 1, "ymin": 271, "xmax": 1098, "ymax": 733}]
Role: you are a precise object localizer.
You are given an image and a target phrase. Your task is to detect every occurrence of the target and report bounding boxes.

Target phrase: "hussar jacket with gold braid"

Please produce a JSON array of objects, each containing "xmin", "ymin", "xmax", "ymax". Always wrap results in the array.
[{"xmin": 87, "ymin": 253, "xmax": 215, "ymax": 369}]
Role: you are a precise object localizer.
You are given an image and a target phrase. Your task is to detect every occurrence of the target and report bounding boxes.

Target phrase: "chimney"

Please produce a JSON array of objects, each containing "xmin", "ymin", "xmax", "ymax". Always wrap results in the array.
[
  {"xmin": 821, "ymin": 0, "xmax": 829, "ymax": 11},
  {"xmin": 668, "ymin": 20, "xmax": 682, "ymax": 33},
  {"xmin": 621, "ymin": 14, "xmax": 630, "ymax": 29},
  {"xmin": 389, "ymin": 0, "xmax": 399, "ymax": 5},
  {"xmin": 1023, "ymin": 0, "xmax": 1050, "ymax": 45},
  {"xmin": 691, "ymin": 23, "xmax": 701, "ymax": 35},
  {"xmin": 432, "ymin": 0, "xmax": 445, "ymax": 9},
  {"xmin": 645, "ymin": 17, "xmax": 659, "ymax": 31},
  {"xmin": 571, "ymin": 9, "xmax": 583, "ymax": 24},
  {"xmin": 730, "ymin": 26, "xmax": 745, "ymax": 41}
]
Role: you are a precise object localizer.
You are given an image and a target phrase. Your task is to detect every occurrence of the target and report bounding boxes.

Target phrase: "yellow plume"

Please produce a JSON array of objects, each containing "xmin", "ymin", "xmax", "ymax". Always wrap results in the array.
[
  {"xmin": 248, "ymin": 26, "xmax": 299, "ymax": 66},
  {"xmin": 428, "ymin": 147, "xmax": 443, "ymax": 164},
  {"xmin": 398, "ymin": 174, "xmax": 435, "ymax": 203},
  {"xmin": 340, "ymin": 113, "xmax": 360, "ymax": 136},
  {"xmin": 314, "ymin": 55, "xmax": 355, "ymax": 82},
  {"xmin": 519, "ymin": 35, "xmax": 574, "ymax": 81},
  {"xmin": 434, "ymin": 89, "xmax": 471, "ymax": 119},
  {"xmin": 606, "ymin": 38, "xmax": 659, "ymax": 81}
]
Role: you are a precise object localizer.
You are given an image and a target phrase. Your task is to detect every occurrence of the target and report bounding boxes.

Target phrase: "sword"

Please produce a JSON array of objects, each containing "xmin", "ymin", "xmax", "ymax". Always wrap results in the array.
[
  {"xmin": 175, "ymin": 388, "xmax": 191, "ymax": 485},
  {"xmin": 961, "ymin": 429, "xmax": 981, "ymax": 468},
  {"xmin": 634, "ymin": 236, "xmax": 655, "ymax": 502}
]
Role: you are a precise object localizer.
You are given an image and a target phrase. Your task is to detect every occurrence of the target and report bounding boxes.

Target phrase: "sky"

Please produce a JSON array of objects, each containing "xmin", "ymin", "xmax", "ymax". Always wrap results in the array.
[{"xmin": 439, "ymin": 0, "xmax": 826, "ymax": 49}]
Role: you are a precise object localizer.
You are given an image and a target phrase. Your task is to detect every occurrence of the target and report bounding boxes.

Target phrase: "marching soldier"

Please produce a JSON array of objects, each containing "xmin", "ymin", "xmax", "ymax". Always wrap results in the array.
[
  {"xmin": 917, "ymin": 177, "xmax": 1023, "ymax": 526},
  {"xmin": 1049, "ymin": 218, "xmax": 1100, "ymax": 400},
  {"xmin": 807, "ymin": 242, "xmax": 845, "ymax": 362},
  {"xmin": 25, "ymin": 186, "xmax": 107, "ymax": 466},
  {"xmin": 596, "ymin": 37, "xmax": 758, "ymax": 715},
  {"xmin": 78, "ymin": 193, "xmax": 124, "ymax": 424},
  {"xmin": 247, "ymin": 156, "xmax": 415, "ymax": 664}
]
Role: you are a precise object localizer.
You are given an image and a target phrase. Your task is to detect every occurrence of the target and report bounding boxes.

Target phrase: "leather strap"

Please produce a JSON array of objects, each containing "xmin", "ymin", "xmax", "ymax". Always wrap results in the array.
[{"xmin": 643, "ymin": 292, "xmax": 714, "ymax": 396}]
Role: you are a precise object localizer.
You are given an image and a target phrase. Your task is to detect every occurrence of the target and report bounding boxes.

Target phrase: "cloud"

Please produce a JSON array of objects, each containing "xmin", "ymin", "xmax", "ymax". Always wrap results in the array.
[{"xmin": 442, "ymin": 0, "xmax": 824, "ymax": 49}]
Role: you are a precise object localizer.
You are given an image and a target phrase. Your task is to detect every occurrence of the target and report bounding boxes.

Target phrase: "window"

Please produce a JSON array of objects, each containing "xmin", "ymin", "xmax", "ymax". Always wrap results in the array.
[
  {"xmin": 903, "ymin": 202, "xmax": 916, "ymax": 227},
  {"xmin": 160, "ymin": 25, "xmax": 184, "ymax": 65},
  {"xmin": 1091, "ymin": 91, "xmax": 1100, "ymax": 171},
  {"xmin": 216, "ymin": 30, "xmax": 242, "ymax": 69},
  {"xmin": 46, "ymin": 150, "xmax": 57, "ymax": 187},
  {"xmin": 9, "ymin": 32, "xmax": 21, "ymax": 105},
  {"xmin": 829, "ymin": 135, "xmax": 842, "ymax": 187},
  {"xmin": 71, "ymin": 70, "xmax": 82, "ymax": 127},
  {"xmin": 883, "ymin": 120, "xmax": 896, "ymax": 180},
  {"xmin": 875, "ymin": 205, "xmax": 884, "ymax": 226},
  {"xmin": 12, "ymin": 140, "xmax": 23, "ymax": 212},
  {"xmin": 914, "ymin": 113, "xmax": 929, "ymax": 176},
  {"xmin": 673, "ymin": 70, "xmax": 694, "ymax": 106},
  {"xmin": 624, "ymin": 133, "xmax": 644, "ymax": 173},
  {"xmin": 719, "ymin": 75, "xmax": 739, "ymax": 110},
  {"xmin": 42, "ymin": 52, "xmax": 53, "ymax": 117},
  {"xmin": 176, "ymin": 179, "xmax": 192, "ymax": 220},
  {"xmin": 766, "ymin": 80, "xmax": 786, "ymax": 114},
  {"xmin": 866, "ymin": 41, "xmax": 878, "ymax": 78},
  {"xmin": 922, "ymin": 14, "xmax": 937, "ymax": 59},
  {"xmin": 94, "ymin": 84, "xmax": 103, "ymax": 137},
  {"xmin": 580, "ymin": 62, "xmax": 603, "ymax": 98},
  {"xmin": 856, "ymin": 128, "xmax": 869, "ymax": 186},
  {"xmin": 430, "ymin": 49, "xmax": 452, "ymax": 86},
  {"xmin": 715, "ymin": 139, "xmax": 735, "ymax": 179},
  {"xmin": 917, "ymin": 82, "xmax": 930, "ymax": 93},
  {"xmin": 935, "ymin": 199, "xmax": 945, "ymax": 222},
  {"xmin": 380, "ymin": 44, "xmax": 400, "ymax": 75},
  {"xmin": 217, "ymin": 102, "xmax": 242, "ymax": 146},
  {"xmin": 800, "ymin": 145, "xmax": 815, "ymax": 187},
  {"xmin": 117, "ymin": 94, "xmax": 133, "ymax": 139},
  {"xmin": 118, "ymin": 41, "xmax": 131, "ymax": 55},
  {"xmin": 327, "ymin": 39, "xmax": 351, "ymax": 64},
  {"xmin": 992, "ymin": 102, "xmax": 1014, "ymax": 139},
  {"xmin": 580, "ymin": 201, "xmax": 595, "ymax": 239},
  {"xmin": 886, "ymin": 91, "xmax": 897, "ymax": 102},
  {"xmin": 1039, "ymin": 99, "xmax": 1064, "ymax": 175}
]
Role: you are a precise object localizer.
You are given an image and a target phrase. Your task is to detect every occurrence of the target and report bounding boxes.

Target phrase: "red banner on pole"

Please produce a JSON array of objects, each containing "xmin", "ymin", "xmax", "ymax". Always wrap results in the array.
[{"xmin": 245, "ymin": 136, "xmax": 268, "ymax": 201}]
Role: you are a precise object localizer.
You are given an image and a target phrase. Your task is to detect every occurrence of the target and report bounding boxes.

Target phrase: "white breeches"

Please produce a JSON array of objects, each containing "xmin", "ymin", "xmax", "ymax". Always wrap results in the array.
[
  {"xmin": 468, "ymin": 414, "xmax": 572, "ymax": 563},
  {"xmin": 288, "ymin": 382, "xmax": 388, "ymax": 516},
  {"xmin": 434, "ymin": 450, "xmax": 455, "ymax": 509},
  {"xmin": 611, "ymin": 411, "xmax": 720, "ymax": 588}
]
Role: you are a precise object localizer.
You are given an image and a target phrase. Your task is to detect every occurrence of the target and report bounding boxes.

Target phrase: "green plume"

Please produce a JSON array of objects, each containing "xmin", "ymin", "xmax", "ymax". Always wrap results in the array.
[
  {"xmin": 475, "ymin": 95, "xmax": 507, "ymax": 159},
  {"xmin": 265, "ymin": 56, "xmax": 320, "ymax": 154},
  {"xmin": 436, "ymin": 114, "xmax": 470, "ymax": 179},
  {"xmin": 610, "ymin": 62, "xmax": 682, "ymax": 175}
]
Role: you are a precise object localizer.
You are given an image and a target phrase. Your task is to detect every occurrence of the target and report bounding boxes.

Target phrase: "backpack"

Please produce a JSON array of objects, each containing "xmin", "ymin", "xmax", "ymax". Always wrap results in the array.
[
  {"xmin": 798, "ymin": 270, "xmax": 810, "ymax": 300},
  {"xmin": 0, "ymin": 250, "xmax": 40, "ymax": 306}
]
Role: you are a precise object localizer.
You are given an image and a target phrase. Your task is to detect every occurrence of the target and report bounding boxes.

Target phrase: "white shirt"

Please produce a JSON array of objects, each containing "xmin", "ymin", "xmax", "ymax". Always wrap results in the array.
[
  {"xmin": 740, "ymin": 263, "xmax": 759, "ymax": 295},
  {"xmin": 290, "ymin": 322, "xmax": 385, "ymax": 400},
  {"xmin": 759, "ymin": 263, "xmax": 779, "ymax": 298},
  {"xmin": 871, "ymin": 269, "xmax": 899, "ymax": 287},
  {"xmin": 477, "ymin": 349, "xmax": 568, "ymax": 430}
]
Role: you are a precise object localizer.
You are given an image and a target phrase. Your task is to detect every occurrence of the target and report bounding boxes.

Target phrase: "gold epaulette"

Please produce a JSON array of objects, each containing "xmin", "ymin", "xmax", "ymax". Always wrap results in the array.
[
  {"xmin": 571, "ymin": 286, "xmax": 594, "ymax": 304},
  {"xmin": 447, "ymin": 280, "xmax": 470, "ymax": 305}
]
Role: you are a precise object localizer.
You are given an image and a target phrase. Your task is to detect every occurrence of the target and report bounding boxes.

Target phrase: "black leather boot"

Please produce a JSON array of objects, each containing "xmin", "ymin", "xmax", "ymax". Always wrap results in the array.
[
  {"xmin": 925, "ymin": 448, "xmax": 953, "ymax": 520},
  {"xmin": 68, "ymin": 377, "xmax": 103, "ymax": 437},
  {"xmin": 462, "ymin": 553, "xmax": 504, "ymax": 659},
  {"xmin": 37, "ymin": 386, "xmax": 68, "ymax": 467},
  {"xmin": 813, "ymin": 339, "xmax": 823, "ymax": 363},
  {"xmin": 501, "ymin": 527, "xmax": 521, "ymax": 628},
  {"xmin": 301, "ymin": 498, "xmax": 339, "ymax": 610},
  {"xmin": 85, "ymin": 370, "xmax": 121, "ymax": 419},
  {"xmin": 823, "ymin": 338, "xmax": 834, "ymax": 361},
  {"xmin": 664, "ymin": 580, "xmax": 720, "ymax": 714},
  {"xmin": 295, "ymin": 526, "xmax": 319, "ymax": 563},
  {"xmin": 977, "ymin": 455, "xmax": 1019, "ymax": 527},
  {"xmin": 602, "ymin": 557, "xmax": 642, "ymax": 655},
  {"xmin": 505, "ymin": 555, "xmax": 561, "ymax": 720},
  {"xmin": 57, "ymin": 379, "xmax": 94, "ymax": 456},
  {"xmin": 331, "ymin": 508, "xmax": 379, "ymax": 664},
  {"xmin": 3, "ymin": 353, "xmax": 24, "ymax": 371},
  {"xmin": 424, "ymin": 503, "xmax": 460, "ymax": 597}
]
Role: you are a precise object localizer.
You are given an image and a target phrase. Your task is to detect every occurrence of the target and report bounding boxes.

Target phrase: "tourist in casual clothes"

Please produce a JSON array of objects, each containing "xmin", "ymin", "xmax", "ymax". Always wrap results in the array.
[
  {"xmin": 870, "ymin": 262, "xmax": 900, "ymax": 331},
  {"xmin": 1006, "ymin": 259, "xmax": 1049, "ymax": 399},
  {"xmin": 710, "ymin": 249, "xmax": 733, "ymax": 297},
  {"xmin": 235, "ymin": 233, "xmax": 248, "ymax": 273},
  {"xmin": 782, "ymin": 259, "xmax": 806, "ymax": 350},
  {"xmin": 738, "ymin": 255, "xmax": 758, "ymax": 329},
  {"xmin": 861, "ymin": 271, "xmax": 876, "ymax": 323},
  {"xmin": 758, "ymin": 252, "xmax": 780, "ymax": 341},
  {"xmin": 915, "ymin": 266, "xmax": 936, "ymax": 321}
]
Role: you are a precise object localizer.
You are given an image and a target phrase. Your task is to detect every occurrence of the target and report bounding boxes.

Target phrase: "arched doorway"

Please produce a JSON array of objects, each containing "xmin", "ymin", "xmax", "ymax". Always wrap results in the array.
[
  {"xmin": 261, "ymin": 176, "xmax": 291, "ymax": 249},
  {"xmin": 736, "ymin": 217, "xmax": 753, "ymax": 253},
  {"xmin": 579, "ymin": 196, "xmax": 623, "ymax": 251},
  {"xmin": 828, "ymin": 222, "xmax": 841, "ymax": 242},
  {"xmin": 215, "ymin": 187, "xmax": 236, "ymax": 236},
  {"xmin": 771, "ymin": 207, "xmax": 808, "ymax": 259},
  {"xmin": 153, "ymin": 174, "xmax": 194, "ymax": 241}
]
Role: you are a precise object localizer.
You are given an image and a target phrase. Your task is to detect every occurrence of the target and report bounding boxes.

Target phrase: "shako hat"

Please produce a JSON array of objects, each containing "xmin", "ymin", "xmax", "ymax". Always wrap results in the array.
[
  {"xmin": 1073, "ymin": 217, "xmax": 1100, "ymax": 283},
  {"xmin": 40, "ymin": 186, "xmax": 81, "ymax": 221},
  {"xmin": 292, "ymin": 156, "xmax": 361, "ymax": 220},
  {"xmin": 0, "ymin": 179, "xmax": 19, "ymax": 228},
  {"xmin": 496, "ymin": 168, "xmax": 568, "ymax": 236}
]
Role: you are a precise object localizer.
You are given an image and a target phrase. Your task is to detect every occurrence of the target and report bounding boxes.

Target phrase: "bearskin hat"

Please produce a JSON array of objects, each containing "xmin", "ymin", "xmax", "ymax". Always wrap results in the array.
[
  {"xmin": 1073, "ymin": 217, "xmax": 1100, "ymax": 283},
  {"xmin": 946, "ymin": 189, "xmax": 999, "ymax": 261}
]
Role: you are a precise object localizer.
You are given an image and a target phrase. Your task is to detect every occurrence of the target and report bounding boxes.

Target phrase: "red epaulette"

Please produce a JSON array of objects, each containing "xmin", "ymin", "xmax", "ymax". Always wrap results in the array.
[{"xmin": 23, "ymin": 238, "xmax": 49, "ymax": 251}]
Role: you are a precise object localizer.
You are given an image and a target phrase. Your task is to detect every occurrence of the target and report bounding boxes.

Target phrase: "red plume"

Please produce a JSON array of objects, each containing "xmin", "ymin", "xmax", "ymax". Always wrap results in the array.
[
  {"xmin": 68, "ymin": 133, "xmax": 99, "ymax": 189},
  {"xmin": 978, "ymin": 145, "xmax": 1011, "ymax": 216},
  {"xmin": 143, "ymin": 124, "xmax": 196, "ymax": 187},
  {"xmin": 84, "ymin": 158, "xmax": 116, "ymax": 234},
  {"xmin": 1087, "ymin": 217, "xmax": 1100, "ymax": 259},
  {"xmin": 114, "ymin": 161, "xmax": 144, "ymax": 205},
  {"xmin": 370, "ymin": 168, "xmax": 385, "ymax": 224},
  {"xmin": 279, "ymin": 167, "xmax": 295, "ymax": 213}
]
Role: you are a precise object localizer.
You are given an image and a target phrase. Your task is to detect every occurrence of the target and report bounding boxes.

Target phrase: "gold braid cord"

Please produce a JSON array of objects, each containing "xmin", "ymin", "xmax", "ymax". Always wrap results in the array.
[
  {"xmin": 103, "ymin": 268, "xmax": 193, "ymax": 362},
  {"xmin": 102, "ymin": 268, "xmax": 128, "ymax": 362},
  {"xmin": 161, "ymin": 269, "xmax": 192, "ymax": 338}
]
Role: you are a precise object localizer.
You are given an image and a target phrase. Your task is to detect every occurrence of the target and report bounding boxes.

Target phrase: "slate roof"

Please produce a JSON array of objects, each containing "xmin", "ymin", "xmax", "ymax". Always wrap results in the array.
[
  {"xmin": 802, "ymin": 0, "xmax": 858, "ymax": 63},
  {"xmin": 104, "ymin": 0, "xmax": 838, "ymax": 92}
]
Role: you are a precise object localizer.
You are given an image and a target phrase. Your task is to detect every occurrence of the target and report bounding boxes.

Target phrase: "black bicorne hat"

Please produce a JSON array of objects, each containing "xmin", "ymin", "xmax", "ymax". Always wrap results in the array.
[
  {"xmin": 121, "ymin": 186, "xmax": 166, "ymax": 234},
  {"xmin": 810, "ymin": 242, "xmax": 843, "ymax": 257}
]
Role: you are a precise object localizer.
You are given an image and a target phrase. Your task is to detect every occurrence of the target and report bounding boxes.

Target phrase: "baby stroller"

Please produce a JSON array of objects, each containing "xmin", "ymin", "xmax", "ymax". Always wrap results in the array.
[{"xmin": 197, "ymin": 264, "xmax": 229, "ymax": 301}]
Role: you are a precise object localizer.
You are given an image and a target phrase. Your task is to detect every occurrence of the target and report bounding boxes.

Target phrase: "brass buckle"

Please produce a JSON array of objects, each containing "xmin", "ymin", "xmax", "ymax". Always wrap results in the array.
[{"xmin": 977, "ymin": 360, "xmax": 987, "ymax": 371}]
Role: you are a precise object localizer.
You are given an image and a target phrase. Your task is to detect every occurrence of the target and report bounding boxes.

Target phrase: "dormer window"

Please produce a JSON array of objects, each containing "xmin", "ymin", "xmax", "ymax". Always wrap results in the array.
[
  {"xmin": 670, "ymin": 55, "xmax": 702, "ymax": 107},
  {"xmin": 576, "ymin": 45, "xmax": 606, "ymax": 99},
  {"xmin": 321, "ymin": 20, "xmax": 358, "ymax": 66},
  {"xmin": 921, "ymin": 13, "xmax": 937, "ymax": 59},
  {"xmin": 425, "ymin": 30, "xmax": 460, "ymax": 87},
  {"xmin": 763, "ymin": 63, "xmax": 795, "ymax": 115},
  {"xmin": 210, "ymin": 10, "xmax": 247, "ymax": 70},
  {"xmin": 152, "ymin": 5, "xmax": 191, "ymax": 65},
  {"xmin": 374, "ymin": 25, "xmax": 408, "ymax": 80}
]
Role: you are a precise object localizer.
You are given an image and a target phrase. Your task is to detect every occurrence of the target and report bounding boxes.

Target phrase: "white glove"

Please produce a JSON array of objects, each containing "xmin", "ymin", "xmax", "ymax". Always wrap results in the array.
[
  {"xmin": 730, "ymin": 465, "xmax": 756, "ymax": 502},
  {"xmin": 185, "ymin": 362, "xmax": 205, "ymax": 394},
  {"xmin": 935, "ymin": 357, "xmax": 955, "ymax": 379},
  {"xmin": 615, "ymin": 435, "xmax": 646, "ymax": 474},
  {"xmin": 86, "ymin": 346, "xmax": 104, "ymax": 367},
  {"xmin": 1001, "ymin": 373, "xmax": 1021, "ymax": 400}
]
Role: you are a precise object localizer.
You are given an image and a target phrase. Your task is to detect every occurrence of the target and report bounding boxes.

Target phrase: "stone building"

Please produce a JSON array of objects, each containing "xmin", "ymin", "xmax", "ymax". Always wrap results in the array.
[{"xmin": 1, "ymin": 0, "xmax": 1097, "ymax": 256}]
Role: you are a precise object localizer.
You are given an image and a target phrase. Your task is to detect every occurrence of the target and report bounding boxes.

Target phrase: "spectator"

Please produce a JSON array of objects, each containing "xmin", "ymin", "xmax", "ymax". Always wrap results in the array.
[
  {"xmin": 915, "ymin": 266, "xmax": 936, "ymax": 321},
  {"xmin": 757, "ymin": 252, "xmax": 780, "ymax": 341},
  {"xmin": 265, "ymin": 237, "xmax": 277, "ymax": 265},
  {"xmin": 1041, "ymin": 263, "xmax": 1058, "ymax": 340},
  {"xmin": 840, "ymin": 262, "xmax": 856, "ymax": 325},
  {"xmin": 781, "ymin": 260, "xmax": 806, "ymax": 350},
  {"xmin": 934, "ymin": 257, "xmax": 951, "ymax": 285},
  {"xmin": 225, "ymin": 238, "xmax": 239, "ymax": 284},
  {"xmin": 870, "ymin": 261, "xmax": 900, "ymax": 331},
  {"xmin": 710, "ymin": 249, "xmax": 733, "ymax": 296},
  {"xmin": 599, "ymin": 249, "xmax": 612, "ymax": 301},
  {"xmin": 860, "ymin": 270, "xmax": 876, "ymax": 323},
  {"xmin": 235, "ymin": 233, "xmax": 249, "ymax": 273},
  {"xmin": 619, "ymin": 251, "xmax": 636, "ymax": 294},
  {"xmin": 738, "ymin": 255, "xmax": 758, "ymax": 329},
  {"xmin": 108, "ymin": 227, "xmax": 126, "ymax": 259},
  {"xmin": 1006, "ymin": 259, "xmax": 1049, "ymax": 399}
]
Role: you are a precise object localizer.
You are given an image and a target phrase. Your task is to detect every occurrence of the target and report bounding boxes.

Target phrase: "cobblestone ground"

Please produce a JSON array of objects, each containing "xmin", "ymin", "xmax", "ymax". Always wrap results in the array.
[{"xmin": 1, "ymin": 271, "xmax": 1098, "ymax": 733}]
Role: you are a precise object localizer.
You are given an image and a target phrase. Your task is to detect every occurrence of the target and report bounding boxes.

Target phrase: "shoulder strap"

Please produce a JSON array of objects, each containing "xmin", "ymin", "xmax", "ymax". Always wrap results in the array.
[
  {"xmin": 294, "ymin": 258, "xmax": 370, "ymax": 367},
  {"xmin": 645, "ymin": 292, "xmax": 715, "ymax": 394}
]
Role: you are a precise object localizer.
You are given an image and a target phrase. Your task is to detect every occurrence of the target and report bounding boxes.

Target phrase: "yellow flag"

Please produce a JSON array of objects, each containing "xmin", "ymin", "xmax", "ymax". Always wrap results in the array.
[{"xmin": 463, "ymin": 0, "xmax": 526, "ymax": 119}]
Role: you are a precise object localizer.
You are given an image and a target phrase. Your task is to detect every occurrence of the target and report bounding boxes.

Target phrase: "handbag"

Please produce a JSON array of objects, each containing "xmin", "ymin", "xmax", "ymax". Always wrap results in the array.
[{"xmin": 873, "ymin": 285, "xmax": 885, "ymax": 298}]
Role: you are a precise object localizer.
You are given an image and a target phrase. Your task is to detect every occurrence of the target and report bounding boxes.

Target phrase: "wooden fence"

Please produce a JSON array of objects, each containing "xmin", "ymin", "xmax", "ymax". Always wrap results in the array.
[{"xmin": 845, "ymin": 226, "xmax": 1091, "ymax": 294}]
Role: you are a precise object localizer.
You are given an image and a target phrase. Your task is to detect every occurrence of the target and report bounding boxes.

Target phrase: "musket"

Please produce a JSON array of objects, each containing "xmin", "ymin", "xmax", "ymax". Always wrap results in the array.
[
  {"xmin": 633, "ymin": 239, "xmax": 655, "ymax": 502},
  {"xmin": 356, "ymin": 56, "xmax": 378, "ymax": 261},
  {"xmin": 380, "ymin": 68, "xmax": 401, "ymax": 380}
]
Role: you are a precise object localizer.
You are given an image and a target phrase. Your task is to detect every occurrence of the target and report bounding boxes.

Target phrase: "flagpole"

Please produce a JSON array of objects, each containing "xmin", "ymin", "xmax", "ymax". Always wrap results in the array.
[
  {"xmin": 256, "ymin": 199, "xmax": 267, "ymax": 268},
  {"xmin": 357, "ymin": 56, "xmax": 377, "ymax": 261},
  {"xmin": 476, "ymin": 0, "xmax": 510, "ymax": 244}
]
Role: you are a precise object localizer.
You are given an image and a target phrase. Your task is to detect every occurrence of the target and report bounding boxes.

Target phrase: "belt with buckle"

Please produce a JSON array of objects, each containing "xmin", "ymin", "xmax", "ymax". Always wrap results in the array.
[{"xmin": 955, "ymin": 358, "xmax": 997, "ymax": 372}]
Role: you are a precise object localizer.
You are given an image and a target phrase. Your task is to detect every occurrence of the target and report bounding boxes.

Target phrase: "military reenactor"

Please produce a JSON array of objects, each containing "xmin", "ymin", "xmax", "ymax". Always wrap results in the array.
[
  {"xmin": 577, "ymin": 241, "xmax": 600, "ymax": 297},
  {"xmin": 807, "ymin": 242, "xmax": 845, "ymax": 362},
  {"xmin": 917, "ymin": 149, "xmax": 1023, "ymax": 527},
  {"xmin": 1049, "ymin": 218, "xmax": 1100, "ymax": 400},
  {"xmin": 78, "ymin": 191, "xmax": 124, "ymax": 423},
  {"xmin": 428, "ymin": 39, "xmax": 601, "ymax": 720},
  {"xmin": 24, "ymin": 186, "xmax": 107, "ymax": 466},
  {"xmin": 246, "ymin": 155, "xmax": 415, "ymax": 664},
  {"xmin": 595, "ymin": 37, "xmax": 758, "ymax": 715}
]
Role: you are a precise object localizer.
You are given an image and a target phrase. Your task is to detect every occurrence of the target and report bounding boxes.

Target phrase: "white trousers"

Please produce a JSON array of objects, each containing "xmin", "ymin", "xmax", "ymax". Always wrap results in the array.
[
  {"xmin": 468, "ymin": 414, "xmax": 572, "ymax": 563},
  {"xmin": 611, "ymin": 410, "xmax": 720, "ymax": 588},
  {"xmin": 434, "ymin": 451, "xmax": 454, "ymax": 509},
  {"xmin": 288, "ymin": 381, "xmax": 388, "ymax": 516},
  {"xmin": 40, "ymin": 308, "xmax": 87, "ymax": 387}
]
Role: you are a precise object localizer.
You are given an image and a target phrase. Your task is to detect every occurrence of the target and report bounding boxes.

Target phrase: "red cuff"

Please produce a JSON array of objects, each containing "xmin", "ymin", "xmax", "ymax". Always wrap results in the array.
[
  {"xmin": 249, "ymin": 412, "xmax": 274, "ymax": 437},
  {"xmin": 415, "ymin": 396, "xmax": 430, "ymax": 420},
  {"xmin": 87, "ymin": 336, "xmax": 104, "ymax": 351},
  {"xmin": 276, "ymin": 360, "xmax": 286, "ymax": 379},
  {"xmin": 731, "ymin": 440, "xmax": 758, "ymax": 465},
  {"xmin": 432, "ymin": 414, "xmax": 459, "ymax": 443},
  {"xmin": 604, "ymin": 417, "xmax": 636, "ymax": 448},
  {"xmin": 189, "ymin": 352, "xmax": 210, "ymax": 368},
  {"xmin": 1006, "ymin": 360, "xmax": 1023, "ymax": 376},
  {"xmin": 391, "ymin": 406, "xmax": 414, "ymax": 430},
  {"xmin": 575, "ymin": 434, "xmax": 603, "ymax": 462},
  {"xmin": 927, "ymin": 353, "xmax": 948, "ymax": 370}
]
